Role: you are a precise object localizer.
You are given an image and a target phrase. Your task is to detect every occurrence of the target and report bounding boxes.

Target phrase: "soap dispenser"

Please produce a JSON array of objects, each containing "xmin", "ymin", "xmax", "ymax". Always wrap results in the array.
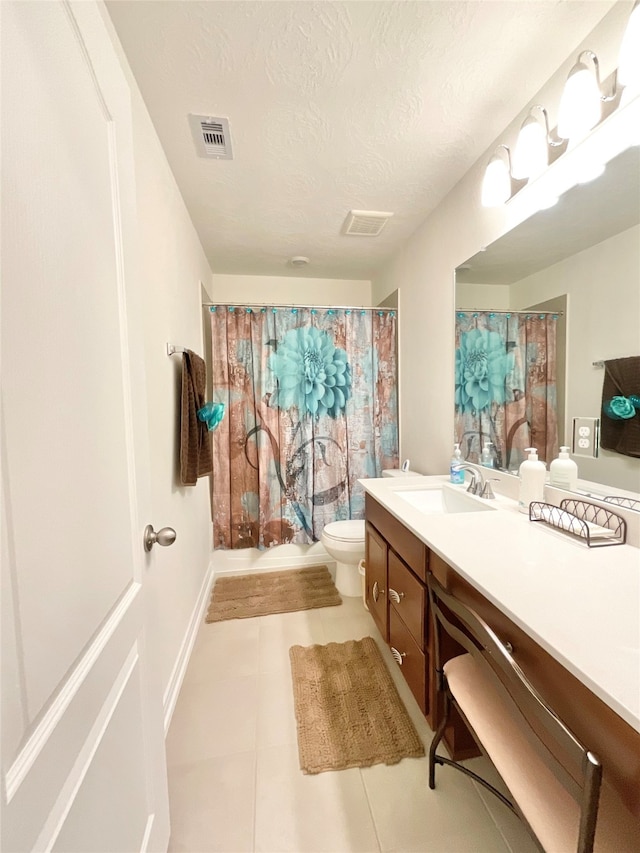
[
  {"xmin": 518, "ymin": 447, "xmax": 546, "ymax": 514},
  {"xmin": 549, "ymin": 446, "xmax": 578, "ymax": 490},
  {"xmin": 480, "ymin": 442, "xmax": 494, "ymax": 468},
  {"xmin": 450, "ymin": 443, "xmax": 465, "ymax": 484}
]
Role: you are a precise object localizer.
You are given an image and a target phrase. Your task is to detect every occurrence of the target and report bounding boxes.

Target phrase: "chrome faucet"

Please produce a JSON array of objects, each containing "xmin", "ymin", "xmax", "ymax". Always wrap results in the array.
[
  {"xmin": 453, "ymin": 463, "xmax": 500, "ymax": 499},
  {"xmin": 452, "ymin": 462, "xmax": 485, "ymax": 495}
]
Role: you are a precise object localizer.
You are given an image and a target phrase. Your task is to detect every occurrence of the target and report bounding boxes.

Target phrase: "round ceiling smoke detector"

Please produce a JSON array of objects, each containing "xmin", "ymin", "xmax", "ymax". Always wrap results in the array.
[{"xmin": 289, "ymin": 256, "xmax": 310, "ymax": 267}]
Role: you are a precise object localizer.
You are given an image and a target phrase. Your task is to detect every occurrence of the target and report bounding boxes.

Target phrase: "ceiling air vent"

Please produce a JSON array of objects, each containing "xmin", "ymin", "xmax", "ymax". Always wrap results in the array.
[
  {"xmin": 342, "ymin": 210, "xmax": 394, "ymax": 237},
  {"xmin": 189, "ymin": 114, "xmax": 233, "ymax": 160}
]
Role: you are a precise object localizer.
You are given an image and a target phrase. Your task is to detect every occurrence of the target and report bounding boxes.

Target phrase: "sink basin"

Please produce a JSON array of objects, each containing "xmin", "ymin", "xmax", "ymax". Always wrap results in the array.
[{"xmin": 395, "ymin": 483, "xmax": 497, "ymax": 515}]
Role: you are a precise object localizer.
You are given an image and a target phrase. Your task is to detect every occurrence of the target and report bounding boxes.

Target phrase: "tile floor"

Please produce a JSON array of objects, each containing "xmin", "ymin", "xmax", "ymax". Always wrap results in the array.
[{"xmin": 166, "ymin": 589, "xmax": 538, "ymax": 853}]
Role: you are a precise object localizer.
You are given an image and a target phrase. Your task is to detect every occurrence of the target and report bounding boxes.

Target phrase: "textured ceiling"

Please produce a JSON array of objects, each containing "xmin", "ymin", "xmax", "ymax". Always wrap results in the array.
[{"xmin": 106, "ymin": 0, "xmax": 616, "ymax": 279}]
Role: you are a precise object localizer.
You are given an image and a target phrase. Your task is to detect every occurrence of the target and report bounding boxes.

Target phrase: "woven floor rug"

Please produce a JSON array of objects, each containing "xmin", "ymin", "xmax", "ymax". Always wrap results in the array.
[
  {"xmin": 205, "ymin": 565, "xmax": 341, "ymax": 622},
  {"xmin": 289, "ymin": 636, "xmax": 425, "ymax": 774}
]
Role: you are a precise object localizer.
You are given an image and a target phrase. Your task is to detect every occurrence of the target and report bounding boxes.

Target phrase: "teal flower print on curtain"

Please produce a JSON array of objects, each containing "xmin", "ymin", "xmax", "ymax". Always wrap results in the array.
[
  {"xmin": 455, "ymin": 328, "xmax": 514, "ymax": 413},
  {"xmin": 209, "ymin": 306, "xmax": 398, "ymax": 550},
  {"xmin": 454, "ymin": 312, "xmax": 558, "ymax": 470},
  {"xmin": 269, "ymin": 326, "xmax": 352, "ymax": 417}
]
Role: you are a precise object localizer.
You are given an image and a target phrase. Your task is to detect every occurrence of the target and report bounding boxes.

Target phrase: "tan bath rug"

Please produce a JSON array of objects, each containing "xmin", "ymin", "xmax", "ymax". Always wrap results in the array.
[
  {"xmin": 289, "ymin": 636, "xmax": 425, "ymax": 774},
  {"xmin": 205, "ymin": 565, "xmax": 341, "ymax": 622}
]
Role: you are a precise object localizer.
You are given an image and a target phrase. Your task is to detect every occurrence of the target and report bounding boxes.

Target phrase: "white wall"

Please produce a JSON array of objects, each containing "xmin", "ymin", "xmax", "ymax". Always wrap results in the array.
[
  {"xmin": 372, "ymin": 2, "xmax": 631, "ymax": 477},
  {"xmin": 103, "ymin": 9, "xmax": 214, "ymax": 721},
  {"xmin": 511, "ymin": 225, "xmax": 640, "ymax": 491},
  {"xmin": 209, "ymin": 274, "xmax": 372, "ymax": 306},
  {"xmin": 455, "ymin": 283, "xmax": 511, "ymax": 310}
]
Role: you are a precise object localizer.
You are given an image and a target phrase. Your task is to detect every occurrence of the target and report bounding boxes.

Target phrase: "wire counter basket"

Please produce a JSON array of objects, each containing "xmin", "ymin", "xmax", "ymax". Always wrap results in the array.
[{"xmin": 529, "ymin": 499, "xmax": 627, "ymax": 547}]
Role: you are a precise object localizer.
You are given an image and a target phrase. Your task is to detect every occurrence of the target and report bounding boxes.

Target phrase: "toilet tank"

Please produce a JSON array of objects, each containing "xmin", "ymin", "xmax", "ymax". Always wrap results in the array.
[{"xmin": 382, "ymin": 469, "xmax": 421, "ymax": 477}]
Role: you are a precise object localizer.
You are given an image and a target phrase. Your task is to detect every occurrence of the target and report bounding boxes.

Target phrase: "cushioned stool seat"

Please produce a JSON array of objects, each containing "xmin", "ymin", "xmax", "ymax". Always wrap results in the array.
[{"xmin": 445, "ymin": 653, "xmax": 637, "ymax": 852}]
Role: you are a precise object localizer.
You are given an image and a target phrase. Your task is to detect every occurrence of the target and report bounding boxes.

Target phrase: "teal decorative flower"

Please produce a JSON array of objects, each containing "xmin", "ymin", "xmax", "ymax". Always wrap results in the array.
[
  {"xmin": 197, "ymin": 402, "xmax": 225, "ymax": 431},
  {"xmin": 604, "ymin": 396, "xmax": 637, "ymax": 420},
  {"xmin": 455, "ymin": 328, "xmax": 514, "ymax": 413},
  {"xmin": 269, "ymin": 326, "xmax": 351, "ymax": 418}
]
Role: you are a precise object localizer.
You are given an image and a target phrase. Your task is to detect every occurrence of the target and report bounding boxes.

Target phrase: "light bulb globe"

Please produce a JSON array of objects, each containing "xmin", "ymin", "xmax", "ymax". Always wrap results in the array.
[
  {"xmin": 557, "ymin": 62, "xmax": 601, "ymax": 140},
  {"xmin": 512, "ymin": 117, "xmax": 548, "ymax": 180},
  {"xmin": 481, "ymin": 155, "xmax": 511, "ymax": 207}
]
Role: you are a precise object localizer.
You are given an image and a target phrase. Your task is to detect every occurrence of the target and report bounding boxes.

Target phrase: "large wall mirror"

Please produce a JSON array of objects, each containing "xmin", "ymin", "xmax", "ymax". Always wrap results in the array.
[{"xmin": 456, "ymin": 143, "xmax": 640, "ymax": 501}]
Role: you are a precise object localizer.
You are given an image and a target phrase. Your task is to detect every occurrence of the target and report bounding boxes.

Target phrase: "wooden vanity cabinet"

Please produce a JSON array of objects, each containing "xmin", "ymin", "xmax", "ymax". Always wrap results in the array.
[
  {"xmin": 364, "ymin": 522, "xmax": 388, "ymax": 641},
  {"xmin": 365, "ymin": 492, "xmax": 640, "ymax": 829},
  {"xmin": 430, "ymin": 550, "xmax": 640, "ymax": 819},
  {"xmin": 365, "ymin": 495, "xmax": 431, "ymax": 716},
  {"xmin": 366, "ymin": 494, "xmax": 428, "ymax": 581},
  {"xmin": 365, "ymin": 494, "xmax": 477, "ymax": 756},
  {"xmin": 388, "ymin": 551, "xmax": 427, "ymax": 713}
]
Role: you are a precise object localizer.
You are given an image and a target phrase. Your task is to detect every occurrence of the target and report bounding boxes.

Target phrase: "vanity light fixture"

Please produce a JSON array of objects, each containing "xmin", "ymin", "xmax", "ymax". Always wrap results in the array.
[
  {"xmin": 512, "ymin": 106, "xmax": 563, "ymax": 180},
  {"xmin": 618, "ymin": 0, "xmax": 640, "ymax": 91},
  {"xmin": 481, "ymin": 145, "xmax": 512, "ymax": 207},
  {"xmin": 480, "ymin": 3, "xmax": 640, "ymax": 209},
  {"xmin": 557, "ymin": 51, "xmax": 617, "ymax": 141}
]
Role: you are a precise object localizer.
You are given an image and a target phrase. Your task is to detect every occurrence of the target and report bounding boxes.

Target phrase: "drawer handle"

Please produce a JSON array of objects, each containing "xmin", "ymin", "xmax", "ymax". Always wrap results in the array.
[
  {"xmin": 372, "ymin": 581, "xmax": 385, "ymax": 603},
  {"xmin": 502, "ymin": 641, "xmax": 514, "ymax": 654},
  {"xmin": 391, "ymin": 647, "xmax": 406, "ymax": 666},
  {"xmin": 389, "ymin": 588, "xmax": 405, "ymax": 604}
]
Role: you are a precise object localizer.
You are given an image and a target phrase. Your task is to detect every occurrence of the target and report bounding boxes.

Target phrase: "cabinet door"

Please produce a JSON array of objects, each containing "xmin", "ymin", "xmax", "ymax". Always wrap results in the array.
[
  {"xmin": 388, "ymin": 550, "xmax": 426, "ymax": 649},
  {"xmin": 365, "ymin": 523, "xmax": 388, "ymax": 641}
]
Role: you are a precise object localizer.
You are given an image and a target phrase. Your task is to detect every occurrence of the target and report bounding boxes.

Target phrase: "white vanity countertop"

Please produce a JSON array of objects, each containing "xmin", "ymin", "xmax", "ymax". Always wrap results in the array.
[{"xmin": 361, "ymin": 475, "xmax": 640, "ymax": 734}]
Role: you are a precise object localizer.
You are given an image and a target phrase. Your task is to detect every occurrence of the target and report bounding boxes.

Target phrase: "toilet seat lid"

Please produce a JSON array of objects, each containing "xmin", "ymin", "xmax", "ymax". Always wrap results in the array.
[{"xmin": 323, "ymin": 520, "xmax": 365, "ymax": 542}]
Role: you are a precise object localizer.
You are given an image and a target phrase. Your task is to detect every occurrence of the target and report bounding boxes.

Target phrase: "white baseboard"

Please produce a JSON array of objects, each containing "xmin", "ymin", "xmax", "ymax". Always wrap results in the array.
[
  {"xmin": 210, "ymin": 543, "xmax": 336, "ymax": 578},
  {"xmin": 162, "ymin": 562, "xmax": 214, "ymax": 735}
]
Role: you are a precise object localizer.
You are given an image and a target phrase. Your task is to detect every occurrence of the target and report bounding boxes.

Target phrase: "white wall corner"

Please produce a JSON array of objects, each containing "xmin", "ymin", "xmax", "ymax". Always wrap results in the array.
[{"xmin": 162, "ymin": 561, "xmax": 214, "ymax": 735}]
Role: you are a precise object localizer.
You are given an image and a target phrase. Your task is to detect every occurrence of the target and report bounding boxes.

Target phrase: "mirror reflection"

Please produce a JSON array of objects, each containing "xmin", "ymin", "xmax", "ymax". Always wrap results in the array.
[{"xmin": 455, "ymin": 145, "xmax": 640, "ymax": 502}]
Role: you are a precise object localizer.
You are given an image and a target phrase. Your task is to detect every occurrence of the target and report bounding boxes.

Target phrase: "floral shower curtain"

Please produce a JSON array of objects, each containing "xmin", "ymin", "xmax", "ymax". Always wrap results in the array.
[
  {"xmin": 210, "ymin": 305, "xmax": 398, "ymax": 549},
  {"xmin": 455, "ymin": 311, "xmax": 558, "ymax": 470}
]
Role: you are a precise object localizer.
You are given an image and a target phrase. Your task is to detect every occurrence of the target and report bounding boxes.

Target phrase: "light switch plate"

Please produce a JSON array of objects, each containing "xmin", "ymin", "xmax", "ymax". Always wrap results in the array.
[{"xmin": 572, "ymin": 417, "xmax": 600, "ymax": 458}]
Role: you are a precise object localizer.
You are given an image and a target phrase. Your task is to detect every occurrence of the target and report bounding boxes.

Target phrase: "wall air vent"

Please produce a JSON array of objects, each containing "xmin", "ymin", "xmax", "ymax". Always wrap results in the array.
[
  {"xmin": 189, "ymin": 114, "xmax": 233, "ymax": 160},
  {"xmin": 342, "ymin": 210, "xmax": 394, "ymax": 236}
]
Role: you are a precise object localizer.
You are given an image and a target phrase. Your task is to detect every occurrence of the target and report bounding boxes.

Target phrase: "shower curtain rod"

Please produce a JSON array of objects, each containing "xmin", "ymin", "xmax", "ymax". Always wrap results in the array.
[
  {"xmin": 202, "ymin": 301, "xmax": 396, "ymax": 312},
  {"xmin": 457, "ymin": 309, "xmax": 564, "ymax": 316}
]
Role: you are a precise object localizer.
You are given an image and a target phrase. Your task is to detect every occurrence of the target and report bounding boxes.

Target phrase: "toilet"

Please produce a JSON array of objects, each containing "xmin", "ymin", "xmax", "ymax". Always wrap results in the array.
[{"xmin": 321, "ymin": 468, "xmax": 421, "ymax": 596}]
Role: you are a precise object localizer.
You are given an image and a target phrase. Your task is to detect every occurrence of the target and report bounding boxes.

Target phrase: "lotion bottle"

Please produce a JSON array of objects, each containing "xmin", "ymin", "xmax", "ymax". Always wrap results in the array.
[
  {"xmin": 480, "ymin": 442, "xmax": 494, "ymax": 468},
  {"xmin": 518, "ymin": 447, "xmax": 546, "ymax": 514},
  {"xmin": 549, "ymin": 446, "xmax": 578, "ymax": 490},
  {"xmin": 450, "ymin": 443, "xmax": 465, "ymax": 484}
]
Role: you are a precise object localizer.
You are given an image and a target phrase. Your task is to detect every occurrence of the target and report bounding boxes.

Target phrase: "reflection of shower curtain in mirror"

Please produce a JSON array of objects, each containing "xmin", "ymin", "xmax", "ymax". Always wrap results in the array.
[
  {"xmin": 209, "ymin": 305, "xmax": 399, "ymax": 549},
  {"xmin": 455, "ymin": 311, "xmax": 558, "ymax": 470}
]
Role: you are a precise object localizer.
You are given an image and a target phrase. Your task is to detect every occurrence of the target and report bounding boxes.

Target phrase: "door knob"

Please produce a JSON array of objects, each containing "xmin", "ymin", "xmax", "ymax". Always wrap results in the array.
[{"xmin": 144, "ymin": 524, "xmax": 177, "ymax": 552}]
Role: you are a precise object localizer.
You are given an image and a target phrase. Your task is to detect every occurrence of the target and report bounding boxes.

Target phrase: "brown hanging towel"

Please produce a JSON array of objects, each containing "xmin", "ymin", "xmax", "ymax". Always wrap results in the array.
[
  {"xmin": 600, "ymin": 356, "xmax": 640, "ymax": 458},
  {"xmin": 180, "ymin": 350, "xmax": 213, "ymax": 485}
]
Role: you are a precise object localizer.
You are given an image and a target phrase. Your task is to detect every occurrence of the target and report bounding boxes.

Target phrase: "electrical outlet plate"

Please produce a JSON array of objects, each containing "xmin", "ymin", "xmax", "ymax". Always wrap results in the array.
[{"xmin": 572, "ymin": 417, "xmax": 600, "ymax": 458}]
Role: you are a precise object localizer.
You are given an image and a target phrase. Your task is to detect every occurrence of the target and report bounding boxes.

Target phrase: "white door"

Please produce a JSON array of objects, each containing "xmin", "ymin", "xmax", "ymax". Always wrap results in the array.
[{"xmin": 1, "ymin": 2, "xmax": 170, "ymax": 850}]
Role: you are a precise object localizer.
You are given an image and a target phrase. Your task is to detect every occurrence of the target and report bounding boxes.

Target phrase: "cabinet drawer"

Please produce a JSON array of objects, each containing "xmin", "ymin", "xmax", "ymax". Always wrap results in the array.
[
  {"xmin": 366, "ymin": 495, "xmax": 428, "ymax": 581},
  {"xmin": 389, "ymin": 608, "xmax": 427, "ymax": 715},
  {"xmin": 388, "ymin": 550, "xmax": 426, "ymax": 649}
]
